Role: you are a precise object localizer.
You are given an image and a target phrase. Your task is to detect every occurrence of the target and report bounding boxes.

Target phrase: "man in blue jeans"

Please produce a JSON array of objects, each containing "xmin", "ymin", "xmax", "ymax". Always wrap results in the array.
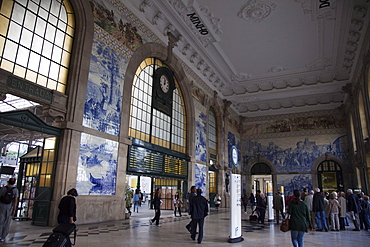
[{"xmin": 312, "ymin": 188, "xmax": 328, "ymax": 231}]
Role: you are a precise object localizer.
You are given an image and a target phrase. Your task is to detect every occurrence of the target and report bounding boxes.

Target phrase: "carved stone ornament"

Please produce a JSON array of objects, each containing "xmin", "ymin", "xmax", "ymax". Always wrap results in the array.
[{"xmin": 238, "ymin": 0, "xmax": 276, "ymax": 22}]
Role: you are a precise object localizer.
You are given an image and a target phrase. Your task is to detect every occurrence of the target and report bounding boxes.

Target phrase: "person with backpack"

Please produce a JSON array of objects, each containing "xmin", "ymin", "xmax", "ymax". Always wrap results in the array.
[{"xmin": 0, "ymin": 178, "xmax": 19, "ymax": 242}]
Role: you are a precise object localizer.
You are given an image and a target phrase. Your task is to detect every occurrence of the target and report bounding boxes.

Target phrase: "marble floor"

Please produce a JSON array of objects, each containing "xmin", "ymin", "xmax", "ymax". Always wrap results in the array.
[{"xmin": 2, "ymin": 206, "xmax": 370, "ymax": 247}]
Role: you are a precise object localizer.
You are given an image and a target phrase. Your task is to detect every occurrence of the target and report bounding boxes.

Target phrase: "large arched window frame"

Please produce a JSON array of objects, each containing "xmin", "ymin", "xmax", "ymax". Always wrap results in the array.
[
  {"xmin": 129, "ymin": 57, "xmax": 187, "ymax": 153},
  {"xmin": 208, "ymin": 108, "xmax": 217, "ymax": 154},
  {"xmin": 317, "ymin": 160, "xmax": 343, "ymax": 192},
  {"xmin": 0, "ymin": 0, "xmax": 74, "ymax": 93}
]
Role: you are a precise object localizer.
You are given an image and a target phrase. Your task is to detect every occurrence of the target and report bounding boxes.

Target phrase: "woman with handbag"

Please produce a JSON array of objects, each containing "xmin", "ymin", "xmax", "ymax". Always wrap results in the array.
[
  {"xmin": 287, "ymin": 189, "xmax": 311, "ymax": 247},
  {"xmin": 174, "ymin": 192, "xmax": 182, "ymax": 217}
]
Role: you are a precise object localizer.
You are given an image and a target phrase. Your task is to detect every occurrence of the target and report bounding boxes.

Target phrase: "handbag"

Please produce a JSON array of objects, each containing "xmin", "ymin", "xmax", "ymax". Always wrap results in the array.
[{"xmin": 280, "ymin": 218, "xmax": 290, "ymax": 232}]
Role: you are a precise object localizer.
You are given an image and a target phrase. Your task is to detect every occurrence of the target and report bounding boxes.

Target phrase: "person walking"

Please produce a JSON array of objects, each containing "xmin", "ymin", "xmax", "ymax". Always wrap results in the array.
[
  {"xmin": 338, "ymin": 191, "xmax": 347, "ymax": 230},
  {"xmin": 249, "ymin": 193, "xmax": 255, "ymax": 211},
  {"xmin": 57, "ymin": 188, "xmax": 78, "ymax": 247},
  {"xmin": 312, "ymin": 188, "xmax": 328, "ymax": 231},
  {"xmin": 242, "ymin": 193, "xmax": 248, "ymax": 213},
  {"xmin": 300, "ymin": 188, "xmax": 308, "ymax": 201},
  {"xmin": 174, "ymin": 192, "xmax": 182, "ymax": 217},
  {"xmin": 189, "ymin": 189, "xmax": 208, "ymax": 244},
  {"xmin": 328, "ymin": 192, "xmax": 340, "ymax": 231},
  {"xmin": 149, "ymin": 188, "xmax": 162, "ymax": 226},
  {"xmin": 256, "ymin": 190, "xmax": 267, "ymax": 224},
  {"xmin": 185, "ymin": 186, "xmax": 196, "ymax": 233},
  {"xmin": 0, "ymin": 178, "xmax": 19, "ymax": 242},
  {"xmin": 287, "ymin": 189, "xmax": 311, "ymax": 247},
  {"xmin": 304, "ymin": 190, "xmax": 316, "ymax": 229},
  {"xmin": 347, "ymin": 188, "xmax": 361, "ymax": 231},
  {"xmin": 359, "ymin": 193, "xmax": 369, "ymax": 230},
  {"xmin": 133, "ymin": 189, "xmax": 141, "ymax": 213},
  {"xmin": 273, "ymin": 191, "xmax": 285, "ymax": 224},
  {"xmin": 214, "ymin": 193, "xmax": 221, "ymax": 212}
]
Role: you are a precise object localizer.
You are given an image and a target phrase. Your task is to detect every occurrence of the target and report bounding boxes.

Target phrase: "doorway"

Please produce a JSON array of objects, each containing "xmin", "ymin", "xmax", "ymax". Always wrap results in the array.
[
  {"xmin": 317, "ymin": 160, "xmax": 344, "ymax": 193},
  {"xmin": 251, "ymin": 162, "xmax": 272, "ymax": 195},
  {"xmin": 126, "ymin": 174, "xmax": 185, "ymax": 210}
]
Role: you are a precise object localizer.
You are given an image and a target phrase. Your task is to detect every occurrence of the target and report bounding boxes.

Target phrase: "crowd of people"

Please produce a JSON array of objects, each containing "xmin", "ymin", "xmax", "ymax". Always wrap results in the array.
[{"xmin": 242, "ymin": 188, "xmax": 370, "ymax": 247}]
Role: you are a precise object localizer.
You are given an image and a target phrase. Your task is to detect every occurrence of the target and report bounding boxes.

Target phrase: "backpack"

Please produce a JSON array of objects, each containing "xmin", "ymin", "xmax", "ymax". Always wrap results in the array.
[{"xmin": 0, "ymin": 186, "xmax": 15, "ymax": 204}]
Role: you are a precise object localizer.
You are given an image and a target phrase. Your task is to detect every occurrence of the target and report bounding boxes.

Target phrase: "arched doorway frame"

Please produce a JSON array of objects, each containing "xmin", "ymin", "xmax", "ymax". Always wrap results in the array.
[
  {"xmin": 245, "ymin": 156, "xmax": 277, "ymax": 195},
  {"xmin": 311, "ymin": 153, "xmax": 349, "ymax": 191}
]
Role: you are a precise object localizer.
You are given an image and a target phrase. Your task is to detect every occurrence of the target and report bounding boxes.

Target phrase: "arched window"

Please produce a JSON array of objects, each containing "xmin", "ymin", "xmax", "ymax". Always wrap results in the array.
[
  {"xmin": 129, "ymin": 58, "xmax": 186, "ymax": 153},
  {"xmin": 207, "ymin": 109, "xmax": 218, "ymax": 207},
  {"xmin": 208, "ymin": 108, "xmax": 217, "ymax": 153},
  {"xmin": 358, "ymin": 91, "xmax": 368, "ymax": 139},
  {"xmin": 0, "ymin": 0, "xmax": 74, "ymax": 93},
  {"xmin": 317, "ymin": 160, "xmax": 343, "ymax": 192}
]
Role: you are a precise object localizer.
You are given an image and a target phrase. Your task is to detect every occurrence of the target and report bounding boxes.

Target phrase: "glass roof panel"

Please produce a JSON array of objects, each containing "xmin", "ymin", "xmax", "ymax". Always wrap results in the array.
[{"xmin": 0, "ymin": 94, "xmax": 39, "ymax": 112}]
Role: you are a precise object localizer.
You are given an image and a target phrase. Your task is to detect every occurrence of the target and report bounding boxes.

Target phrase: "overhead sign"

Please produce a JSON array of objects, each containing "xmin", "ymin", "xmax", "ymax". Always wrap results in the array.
[{"xmin": 7, "ymin": 76, "xmax": 52, "ymax": 102}]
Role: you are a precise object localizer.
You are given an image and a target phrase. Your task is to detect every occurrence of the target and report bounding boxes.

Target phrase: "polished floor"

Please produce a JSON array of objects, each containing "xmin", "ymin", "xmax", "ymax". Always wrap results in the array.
[{"xmin": 1, "ymin": 205, "xmax": 370, "ymax": 246}]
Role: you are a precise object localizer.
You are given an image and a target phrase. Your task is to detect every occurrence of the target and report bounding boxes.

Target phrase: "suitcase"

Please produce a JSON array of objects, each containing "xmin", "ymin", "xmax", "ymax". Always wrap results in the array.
[
  {"xmin": 42, "ymin": 233, "xmax": 67, "ymax": 247},
  {"xmin": 53, "ymin": 223, "xmax": 76, "ymax": 236},
  {"xmin": 52, "ymin": 223, "xmax": 77, "ymax": 246},
  {"xmin": 249, "ymin": 210, "xmax": 259, "ymax": 221}
]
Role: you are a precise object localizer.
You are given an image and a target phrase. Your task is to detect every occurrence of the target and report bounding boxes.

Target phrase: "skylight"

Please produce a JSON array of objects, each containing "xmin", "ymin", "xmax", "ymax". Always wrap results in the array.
[{"xmin": 0, "ymin": 94, "xmax": 39, "ymax": 112}]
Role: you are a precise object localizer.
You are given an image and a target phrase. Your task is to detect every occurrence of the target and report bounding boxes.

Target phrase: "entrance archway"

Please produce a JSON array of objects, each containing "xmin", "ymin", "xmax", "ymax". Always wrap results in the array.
[
  {"xmin": 317, "ymin": 160, "xmax": 344, "ymax": 193},
  {"xmin": 251, "ymin": 162, "xmax": 272, "ymax": 195}
]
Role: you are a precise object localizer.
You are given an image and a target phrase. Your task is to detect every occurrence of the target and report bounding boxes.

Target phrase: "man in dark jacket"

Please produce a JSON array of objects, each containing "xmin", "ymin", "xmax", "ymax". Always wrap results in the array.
[
  {"xmin": 273, "ymin": 191, "xmax": 285, "ymax": 224},
  {"xmin": 185, "ymin": 186, "xmax": 196, "ymax": 232},
  {"xmin": 256, "ymin": 190, "xmax": 267, "ymax": 224},
  {"xmin": 347, "ymin": 188, "xmax": 361, "ymax": 231},
  {"xmin": 312, "ymin": 188, "xmax": 328, "ymax": 231},
  {"xmin": 189, "ymin": 189, "xmax": 208, "ymax": 244}
]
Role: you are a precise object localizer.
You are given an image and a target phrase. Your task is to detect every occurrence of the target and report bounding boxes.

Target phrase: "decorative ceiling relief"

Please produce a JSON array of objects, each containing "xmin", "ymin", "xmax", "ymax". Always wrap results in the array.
[
  {"xmin": 124, "ymin": 0, "xmax": 370, "ymax": 117},
  {"xmin": 170, "ymin": 0, "xmax": 220, "ymax": 47},
  {"xmin": 314, "ymin": 0, "xmax": 337, "ymax": 20},
  {"xmin": 199, "ymin": 6, "xmax": 223, "ymax": 34},
  {"xmin": 238, "ymin": 0, "xmax": 276, "ymax": 22},
  {"xmin": 342, "ymin": 4, "xmax": 368, "ymax": 72},
  {"xmin": 295, "ymin": 0, "xmax": 312, "ymax": 15}
]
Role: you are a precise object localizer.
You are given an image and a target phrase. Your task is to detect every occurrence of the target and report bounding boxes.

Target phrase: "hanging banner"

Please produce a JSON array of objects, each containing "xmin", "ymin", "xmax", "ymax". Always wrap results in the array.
[{"xmin": 228, "ymin": 174, "xmax": 244, "ymax": 243}]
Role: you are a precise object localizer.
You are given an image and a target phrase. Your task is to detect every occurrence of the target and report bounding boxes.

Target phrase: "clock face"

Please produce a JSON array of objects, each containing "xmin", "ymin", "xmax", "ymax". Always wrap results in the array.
[{"xmin": 160, "ymin": 75, "xmax": 170, "ymax": 93}]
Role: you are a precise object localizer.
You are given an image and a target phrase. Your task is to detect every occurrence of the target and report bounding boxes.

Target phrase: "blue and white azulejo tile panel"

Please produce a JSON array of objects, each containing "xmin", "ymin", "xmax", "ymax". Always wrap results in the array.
[
  {"xmin": 277, "ymin": 174, "xmax": 312, "ymax": 198},
  {"xmin": 76, "ymin": 133, "xmax": 118, "ymax": 195},
  {"xmin": 195, "ymin": 111, "xmax": 207, "ymax": 162},
  {"xmin": 243, "ymin": 135, "xmax": 348, "ymax": 173},
  {"xmin": 195, "ymin": 163, "xmax": 207, "ymax": 196},
  {"xmin": 83, "ymin": 37, "xmax": 128, "ymax": 136}
]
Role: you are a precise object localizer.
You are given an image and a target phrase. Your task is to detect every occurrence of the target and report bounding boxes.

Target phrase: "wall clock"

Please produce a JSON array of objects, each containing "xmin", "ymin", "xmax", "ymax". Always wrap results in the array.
[{"xmin": 152, "ymin": 67, "xmax": 175, "ymax": 116}]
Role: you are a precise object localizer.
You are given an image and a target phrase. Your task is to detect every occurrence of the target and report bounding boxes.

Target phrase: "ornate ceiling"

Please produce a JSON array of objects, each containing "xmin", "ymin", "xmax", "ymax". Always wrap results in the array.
[{"xmin": 126, "ymin": 0, "xmax": 370, "ymax": 117}]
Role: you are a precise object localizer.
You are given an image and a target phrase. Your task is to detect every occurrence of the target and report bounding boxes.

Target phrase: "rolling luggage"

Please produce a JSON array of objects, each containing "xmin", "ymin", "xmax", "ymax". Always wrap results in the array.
[
  {"xmin": 53, "ymin": 223, "xmax": 76, "ymax": 236},
  {"xmin": 42, "ymin": 233, "xmax": 67, "ymax": 247},
  {"xmin": 43, "ymin": 223, "xmax": 77, "ymax": 247},
  {"xmin": 249, "ymin": 210, "xmax": 259, "ymax": 222}
]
